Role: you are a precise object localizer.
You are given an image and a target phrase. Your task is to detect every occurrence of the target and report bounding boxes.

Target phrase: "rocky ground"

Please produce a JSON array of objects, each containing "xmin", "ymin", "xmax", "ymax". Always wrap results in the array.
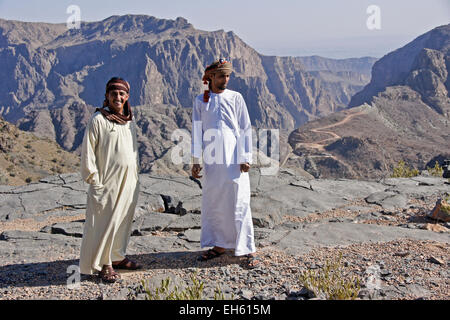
[{"xmin": 0, "ymin": 169, "xmax": 448, "ymax": 300}]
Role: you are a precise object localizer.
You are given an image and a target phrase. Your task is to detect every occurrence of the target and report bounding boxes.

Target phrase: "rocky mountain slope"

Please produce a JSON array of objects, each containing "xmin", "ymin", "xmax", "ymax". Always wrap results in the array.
[
  {"xmin": 0, "ymin": 117, "xmax": 80, "ymax": 185},
  {"xmin": 350, "ymin": 24, "xmax": 450, "ymax": 116},
  {"xmin": 0, "ymin": 15, "xmax": 374, "ymax": 172},
  {"xmin": 0, "ymin": 170, "xmax": 448, "ymax": 300},
  {"xmin": 286, "ymin": 24, "xmax": 450, "ymax": 179}
]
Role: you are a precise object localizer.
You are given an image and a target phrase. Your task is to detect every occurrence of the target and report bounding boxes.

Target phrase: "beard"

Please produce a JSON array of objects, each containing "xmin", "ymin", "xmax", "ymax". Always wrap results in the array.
[
  {"xmin": 107, "ymin": 101, "xmax": 125, "ymax": 115},
  {"xmin": 217, "ymin": 84, "xmax": 227, "ymax": 90}
]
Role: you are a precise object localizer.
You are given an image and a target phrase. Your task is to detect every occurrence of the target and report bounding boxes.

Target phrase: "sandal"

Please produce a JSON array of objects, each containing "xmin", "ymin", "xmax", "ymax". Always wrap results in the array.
[
  {"xmin": 198, "ymin": 248, "xmax": 225, "ymax": 261},
  {"xmin": 98, "ymin": 265, "xmax": 120, "ymax": 283},
  {"xmin": 112, "ymin": 257, "xmax": 142, "ymax": 270},
  {"xmin": 242, "ymin": 254, "xmax": 260, "ymax": 269}
]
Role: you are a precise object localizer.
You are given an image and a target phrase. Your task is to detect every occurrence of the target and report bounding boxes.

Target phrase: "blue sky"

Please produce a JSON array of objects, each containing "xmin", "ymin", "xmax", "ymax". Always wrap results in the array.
[{"xmin": 0, "ymin": 0, "xmax": 448, "ymax": 58}]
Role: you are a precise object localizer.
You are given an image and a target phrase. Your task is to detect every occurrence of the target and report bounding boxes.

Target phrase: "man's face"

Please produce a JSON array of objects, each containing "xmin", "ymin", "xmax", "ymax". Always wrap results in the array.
[
  {"xmin": 210, "ymin": 72, "xmax": 230, "ymax": 92},
  {"xmin": 106, "ymin": 89, "xmax": 129, "ymax": 113}
]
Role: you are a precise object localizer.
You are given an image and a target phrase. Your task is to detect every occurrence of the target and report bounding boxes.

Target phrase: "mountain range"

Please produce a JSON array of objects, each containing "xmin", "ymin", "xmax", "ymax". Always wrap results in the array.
[
  {"xmin": 288, "ymin": 24, "xmax": 450, "ymax": 179},
  {"xmin": 0, "ymin": 15, "xmax": 448, "ymax": 181},
  {"xmin": 0, "ymin": 15, "xmax": 372, "ymax": 140}
]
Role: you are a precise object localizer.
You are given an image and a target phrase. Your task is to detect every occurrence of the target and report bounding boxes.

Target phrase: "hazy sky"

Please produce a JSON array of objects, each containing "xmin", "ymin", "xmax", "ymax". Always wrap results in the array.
[{"xmin": 0, "ymin": 0, "xmax": 449, "ymax": 58}]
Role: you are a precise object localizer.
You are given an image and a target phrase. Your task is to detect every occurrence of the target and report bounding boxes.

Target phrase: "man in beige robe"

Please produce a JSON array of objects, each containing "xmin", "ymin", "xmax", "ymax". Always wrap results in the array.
[{"xmin": 79, "ymin": 77, "xmax": 141, "ymax": 283}]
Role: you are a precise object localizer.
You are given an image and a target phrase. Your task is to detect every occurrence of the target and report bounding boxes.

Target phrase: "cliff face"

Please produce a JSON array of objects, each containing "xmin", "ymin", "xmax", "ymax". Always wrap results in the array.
[
  {"xmin": 349, "ymin": 24, "xmax": 450, "ymax": 117},
  {"xmin": 0, "ymin": 15, "xmax": 372, "ymax": 163},
  {"xmin": 287, "ymin": 24, "xmax": 450, "ymax": 179}
]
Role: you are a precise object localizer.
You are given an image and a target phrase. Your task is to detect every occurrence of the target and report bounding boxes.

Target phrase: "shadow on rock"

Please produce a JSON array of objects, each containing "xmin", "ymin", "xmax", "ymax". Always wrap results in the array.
[{"xmin": 0, "ymin": 250, "xmax": 241, "ymax": 288}]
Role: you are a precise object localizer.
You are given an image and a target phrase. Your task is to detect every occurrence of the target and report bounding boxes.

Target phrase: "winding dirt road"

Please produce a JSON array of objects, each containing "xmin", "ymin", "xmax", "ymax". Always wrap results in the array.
[{"xmin": 281, "ymin": 109, "xmax": 369, "ymax": 168}]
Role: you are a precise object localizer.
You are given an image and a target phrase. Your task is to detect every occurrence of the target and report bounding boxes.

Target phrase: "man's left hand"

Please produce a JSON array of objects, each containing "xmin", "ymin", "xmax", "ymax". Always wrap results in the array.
[{"xmin": 240, "ymin": 163, "xmax": 250, "ymax": 173}]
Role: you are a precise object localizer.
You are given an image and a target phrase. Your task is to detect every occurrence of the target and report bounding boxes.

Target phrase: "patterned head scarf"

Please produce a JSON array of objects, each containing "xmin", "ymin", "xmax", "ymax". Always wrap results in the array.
[
  {"xmin": 202, "ymin": 59, "xmax": 233, "ymax": 102},
  {"xmin": 106, "ymin": 78, "xmax": 130, "ymax": 94},
  {"xmin": 96, "ymin": 77, "xmax": 133, "ymax": 124}
]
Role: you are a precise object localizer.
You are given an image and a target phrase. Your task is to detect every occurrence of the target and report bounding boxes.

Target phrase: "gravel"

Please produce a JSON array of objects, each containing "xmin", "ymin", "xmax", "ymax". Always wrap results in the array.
[
  {"xmin": 0, "ymin": 193, "xmax": 448, "ymax": 300},
  {"xmin": 0, "ymin": 237, "xmax": 448, "ymax": 300}
]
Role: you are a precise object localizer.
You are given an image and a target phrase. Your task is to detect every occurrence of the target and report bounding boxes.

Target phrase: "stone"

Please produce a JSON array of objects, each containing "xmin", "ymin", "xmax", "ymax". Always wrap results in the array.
[
  {"xmin": 427, "ymin": 256, "xmax": 445, "ymax": 265},
  {"xmin": 128, "ymin": 235, "xmax": 198, "ymax": 253},
  {"xmin": 399, "ymin": 284, "xmax": 431, "ymax": 299},
  {"xmin": 0, "ymin": 230, "xmax": 81, "ymax": 262},
  {"xmin": 250, "ymin": 197, "xmax": 286, "ymax": 228},
  {"xmin": 380, "ymin": 270, "xmax": 392, "ymax": 277},
  {"xmin": 106, "ymin": 288, "xmax": 129, "ymax": 300},
  {"xmin": 365, "ymin": 192, "xmax": 408, "ymax": 210},
  {"xmin": 178, "ymin": 229, "xmax": 201, "ymax": 243},
  {"xmin": 19, "ymin": 188, "xmax": 67, "ymax": 215},
  {"xmin": 358, "ymin": 289, "xmax": 381, "ymax": 300},
  {"xmin": 132, "ymin": 212, "xmax": 178, "ymax": 235},
  {"xmin": 164, "ymin": 213, "xmax": 201, "ymax": 231},
  {"xmin": 393, "ymin": 251, "xmax": 409, "ymax": 257},
  {"xmin": 421, "ymin": 223, "xmax": 448, "ymax": 233},
  {"xmin": 355, "ymin": 212, "xmax": 383, "ymax": 221},
  {"xmin": 295, "ymin": 287, "xmax": 316, "ymax": 299},
  {"xmin": 0, "ymin": 194, "xmax": 24, "ymax": 221},
  {"xmin": 135, "ymin": 193, "xmax": 165, "ymax": 214},
  {"xmin": 143, "ymin": 273, "xmax": 187, "ymax": 296},
  {"xmin": 49, "ymin": 222, "xmax": 84, "ymax": 238},
  {"xmin": 276, "ymin": 221, "xmax": 450, "ymax": 256}
]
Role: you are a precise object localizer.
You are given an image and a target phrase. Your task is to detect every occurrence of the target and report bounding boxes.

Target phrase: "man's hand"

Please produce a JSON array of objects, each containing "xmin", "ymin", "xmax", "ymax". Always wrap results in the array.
[
  {"xmin": 191, "ymin": 164, "xmax": 203, "ymax": 179},
  {"xmin": 240, "ymin": 163, "xmax": 250, "ymax": 173}
]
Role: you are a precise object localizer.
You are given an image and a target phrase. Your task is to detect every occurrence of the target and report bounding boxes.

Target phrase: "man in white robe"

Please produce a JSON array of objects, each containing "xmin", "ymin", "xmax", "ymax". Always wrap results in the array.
[
  {"xmin": 79, "ymin": 77, "xmax": 141, "ymax": 282},
  {"xmin": 191, "ymin": 59, "xmax": 258, "ymax": 268}
]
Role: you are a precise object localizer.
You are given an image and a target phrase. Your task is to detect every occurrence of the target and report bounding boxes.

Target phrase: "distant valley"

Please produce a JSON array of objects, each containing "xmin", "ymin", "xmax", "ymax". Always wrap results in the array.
[{"xmin": 0, "ymin": 15, "xmax": 448, "ymax": 182}]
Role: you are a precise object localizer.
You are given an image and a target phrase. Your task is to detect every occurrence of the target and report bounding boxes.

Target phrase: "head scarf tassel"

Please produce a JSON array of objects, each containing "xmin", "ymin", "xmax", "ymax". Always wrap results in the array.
[
  {"xmin": 201, "ymin": 59, "xmax": 233, "ymax": 103},
  {"xmin": 202, "ymin": 68, "xmax": 212, "ymax": 103}
]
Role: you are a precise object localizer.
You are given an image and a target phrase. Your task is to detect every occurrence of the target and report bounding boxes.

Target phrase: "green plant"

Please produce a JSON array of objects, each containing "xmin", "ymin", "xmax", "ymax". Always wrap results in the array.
[
  {"xmin": 0, "ymin": 174, "xmax": 9, "ymax": 184},
  {"xmin": 214, "ymin": 284, "xmax": 234, "ymax": 300},
  {"xmin": 391, "ymin": 160, "xmax": 419, "ymax": 178},
  {"xmin": 298, "ymin": 253, "xmax": 361, "ymax": 300},
  {"xmin": 141, "ymin": 273, "xmax": 234, "ymax": 300},
  {"xmin": 441, "ymin": 205, "xmax": 450, "ymax": 214},
  {"xmin": 441, "ymin": 195, "xmax": 450, "ymax": 214},
  {"xmin": 427, "ymin": 161, "xmax": 443, "ymax": 177},
  {"xmin": 142, "ymin": 273, "xmax": 204, "ymax": 300}
]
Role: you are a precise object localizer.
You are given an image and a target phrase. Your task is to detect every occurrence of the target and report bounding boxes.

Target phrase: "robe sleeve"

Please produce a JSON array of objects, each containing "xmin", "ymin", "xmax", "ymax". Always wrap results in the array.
[
  {"xmin": 80, "ymin": 115, "xmax": 100, "ymax": 185},
  {"xmin": 191, "ymin": 97, "xmax": 203, "ymax": 164},
  {"xmin": 237, "ymin": 93, "xmax": 253, "ymax": 165}
]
